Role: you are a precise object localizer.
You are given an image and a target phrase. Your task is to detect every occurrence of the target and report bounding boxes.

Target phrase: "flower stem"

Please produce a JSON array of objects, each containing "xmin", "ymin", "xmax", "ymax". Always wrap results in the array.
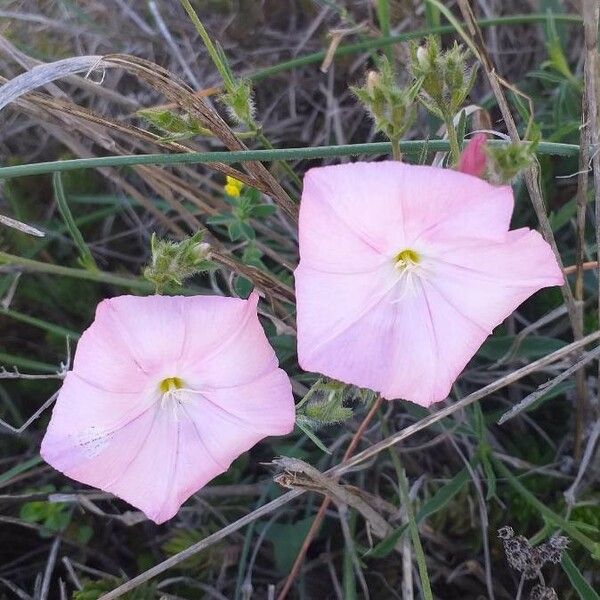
[
  {"xmin": 445, "ymin": 116, "xmax": 461, "ymax": 165},
  {"xmin": 179, "ymin": 0, "xmax": 234, "ymax": 91},
  {"xmin": 0, "ymin": 251, "xmax": 154, "ymax": 292},
  {"xmin": 0, "ymin": 140, "xmax": 580, "ymax": 180},
  {"xmin": 391, "ymin": 137, "xmax": 403, "ymax": 161}
]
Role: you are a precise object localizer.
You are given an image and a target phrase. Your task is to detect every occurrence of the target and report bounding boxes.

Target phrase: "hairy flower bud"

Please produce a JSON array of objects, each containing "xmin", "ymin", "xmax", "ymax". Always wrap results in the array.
[
  {"xmin": 144, "ymin": 231, "xmax": 213, "ymax": 292},
  {"xmin": 409, "ymin": 36, "xmax": 477, "ymax": 122},
  {"xmin": 352, "ymin": 55, "xmax": 417, "ymax": 156}
]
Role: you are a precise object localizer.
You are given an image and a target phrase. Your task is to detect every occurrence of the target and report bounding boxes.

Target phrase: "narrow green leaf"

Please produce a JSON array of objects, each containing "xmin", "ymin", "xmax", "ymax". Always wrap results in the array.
[
  {"xmin": 415, "ymin": 468, "xmax": 470, "ymax": 522},
  {"xmin": 53, "ymin": 172, "xmax": 97, "ymax": 271},
  {"xmin": 0, "ymin": 455, "xmax": 43, "ymax": 485},
  {"xmin": 0, "ymin": 352, "xmax": 59, "ymax": 373},
  {"xmin": 561, "ymin": 552, "xmax": 600, "ymax": 600},
  {"xmin": 364, "ymin": 469, "xmax": 470, "ymax": 559},
  {"xmin": 295, "ymin": 420, "xmax": 331, "ymax": 455}
]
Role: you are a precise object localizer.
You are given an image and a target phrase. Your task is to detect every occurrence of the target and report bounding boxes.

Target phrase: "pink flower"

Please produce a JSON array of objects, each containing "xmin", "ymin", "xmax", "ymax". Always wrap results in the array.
[
  {"xmin": 41, "ymin": 292, "xmax": 294, "ymax": 524},
  {"xmin": 295, "ymin": 161, "xmax": 563, "ymax": 406},
  {"xmin": 457, "ymin": 133, "xmax": 488, "ymax": 178}
]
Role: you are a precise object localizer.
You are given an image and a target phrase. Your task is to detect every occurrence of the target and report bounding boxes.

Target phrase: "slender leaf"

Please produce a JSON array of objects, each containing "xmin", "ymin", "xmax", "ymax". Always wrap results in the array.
[{"xmin": 561, "ymin": 552, "xmax": 600, "ymax": 600}]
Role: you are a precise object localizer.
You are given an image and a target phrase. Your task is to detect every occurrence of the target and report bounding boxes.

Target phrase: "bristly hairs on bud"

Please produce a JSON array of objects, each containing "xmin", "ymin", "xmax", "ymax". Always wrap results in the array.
[
  {"xmin": 409, "ymin": 36, "xmax": 478, "ymax": 165},
  {"xmin": 486, "ymin": 131, "xmax": 541, "ymax": 184},
  {"xmin": 294, "ymin": 379, "xmax": 377, "ymax": 453},
  {"xmin": 143, "ymin": 231, "xmax": 212, "ymax": 294},
  {"xmin": 137, "ymin": 107, "xmax": 212, "ymax": 142},
  {"xmin": 352, "ymin": 54, "xmax": 417, "ymax": 161}
]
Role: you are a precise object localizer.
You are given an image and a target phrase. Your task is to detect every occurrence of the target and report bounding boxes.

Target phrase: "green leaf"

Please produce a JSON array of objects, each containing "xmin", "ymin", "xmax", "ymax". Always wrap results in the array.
[
  {"xmin": 364, "ymin": 524, "xmax": 407, "ymax": 558},
  {"xmin": 295, "ymin": 419, "xmax": 331, "ymax": 454},
  {"xmin": 206, "ymin": 214, "xmax": 233, "ymax": 225},
  {"xmin": 228, "ymin": 220, "xmax": 244, "ymax": 241},
  {"xmin": 265, "ymin": 517, "xmax": 317, "ymax": 573},
  {"xmin": 250, "ymin": 204, "xmax": 277, "ymax": 218},
  {"xmin": 561, "ymin": 552, "xmax": 600, "ymax": 600},
  {"xmin": 53, "ymin": 172, "xmax": 97, "ymax": 271},
  {"xmin": 415, "ymin": 468, "xmax": 470, "ymax": 522},
  {"xmin": 0, "ymin": 455, "xmax": 43, "ymax": 486},
  {"xmin": 76, "ymin": 524, "xmax": 94, "ymax": 545},
  {"xmin": 234, "ymin": 275, "xmax": 253, "ymax": 298},
  {"xmin": 478, "ymin": 335, "xmax": 567, "ymax": 360},
  {"xmin": 239, "ymin": 222, "xmax": 256, "ymax": 240}
]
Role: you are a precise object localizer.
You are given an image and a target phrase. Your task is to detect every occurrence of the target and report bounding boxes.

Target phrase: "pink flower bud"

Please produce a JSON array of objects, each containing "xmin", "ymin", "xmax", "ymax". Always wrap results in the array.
[{"xmin": 457, "ymin": 133, "xmax": 488, "ymax": 178}]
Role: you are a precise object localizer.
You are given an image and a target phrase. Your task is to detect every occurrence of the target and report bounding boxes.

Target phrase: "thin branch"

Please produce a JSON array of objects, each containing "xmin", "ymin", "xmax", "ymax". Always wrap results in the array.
[
  {"xmin": 0, "ymin": 391, "xmax": 60, "ymax": 434},
  {"xmin": 497, "ymin": 345, "xmax": 600, "ymax": 425},
  {"xmin": 276, "ymin": 396, "xmax": 384, "ymax": 600}
]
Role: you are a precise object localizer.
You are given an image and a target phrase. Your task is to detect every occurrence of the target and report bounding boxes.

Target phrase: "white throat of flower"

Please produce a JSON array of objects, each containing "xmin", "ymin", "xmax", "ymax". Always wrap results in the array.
[
  {"xmin": 391, "ymin": 248, "xmax": 423, "ymax": 302},
  {"xmin": 158, "ymin": 376, "xmax": 196, "ymax": 419}
]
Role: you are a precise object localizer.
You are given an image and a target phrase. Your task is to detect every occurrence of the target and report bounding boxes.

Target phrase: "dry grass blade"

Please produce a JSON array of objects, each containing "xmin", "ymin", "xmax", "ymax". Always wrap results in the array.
[
  {"xmin": 0, "ymin": 55, "xmax": 107, "ymax": 111},
  {"xmin": 0, "ymin": 213, "xmax": 44, "ymax": 237},
  {"xmin": 497, "ymin": 345, "xmax": 600, "ymax": 425}
]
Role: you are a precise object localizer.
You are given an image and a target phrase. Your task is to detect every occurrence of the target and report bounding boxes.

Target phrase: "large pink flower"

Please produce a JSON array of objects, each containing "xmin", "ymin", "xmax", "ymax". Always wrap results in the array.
[
  {"xmin": 295, "ymin": 161, "xmax": 563, "ymax": 406},
  {"xmin": 41, "ymin": 292, "xmax": 294, "ymax": 524}
]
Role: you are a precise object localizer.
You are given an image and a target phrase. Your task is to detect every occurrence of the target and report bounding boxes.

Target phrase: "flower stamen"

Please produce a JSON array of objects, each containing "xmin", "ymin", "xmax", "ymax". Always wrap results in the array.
[
  {"xmin": 394, "ymin": 248, "xmax": 420, "ymax": 272},
  {"xmin": 159, "ymin": 376, "xmax": 184, "ymax": 393}
]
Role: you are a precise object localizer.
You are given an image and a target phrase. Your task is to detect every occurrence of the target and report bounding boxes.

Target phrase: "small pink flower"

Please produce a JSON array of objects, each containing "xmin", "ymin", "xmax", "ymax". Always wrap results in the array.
[
  {"xmin": 295, "ymin": 162, "xmax": 563, "ymax": 406},
  {"xmin": 41, "ymin": 293, "xmax": 294, "ymax": 524},
  {"xmin": 457, "ymin": 133, "xmax": 487, "ymax": 178}
]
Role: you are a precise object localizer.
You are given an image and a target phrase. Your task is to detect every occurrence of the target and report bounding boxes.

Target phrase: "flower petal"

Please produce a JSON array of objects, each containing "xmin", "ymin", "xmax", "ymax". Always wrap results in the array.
[
  {"xmin": 295, "ymin": 263, "xmax": 396, "ymax": 365},
  {"xmin": 428, "ymin": 229, "xmax": 565, "ymax": 332},
  {"xmin": 179, "ymin": 376, "xmax": 293, "ymax": 472},
  {"xmin": 457, "ymin": 133, "xmax": 487, "ymax": 178},
  {"xmin": 95, "ymin": 295, "xmax": 187, "ymax": 372},
  {"xmin": 180, "ymin": 292, "xmax": 280, "ymax": 388},
  {"xmin": 72, "ymin": 300, "xmax": 149, "ymax": 392},
  {"xmin": 303, "ymin": 162, "xmax": 514, "ymax": 260}
]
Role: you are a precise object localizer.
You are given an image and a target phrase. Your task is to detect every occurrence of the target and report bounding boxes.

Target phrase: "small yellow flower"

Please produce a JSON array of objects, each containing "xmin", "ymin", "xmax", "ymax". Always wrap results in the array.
[{"xmin": 224, "ymin": 176, "xmax": 244, "ymax": 197}]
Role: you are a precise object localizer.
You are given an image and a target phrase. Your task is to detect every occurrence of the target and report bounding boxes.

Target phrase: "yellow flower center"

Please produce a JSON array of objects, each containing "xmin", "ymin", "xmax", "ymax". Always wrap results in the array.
[
  {"xmin": 158, "ymin": 376, "xmax": 184, "ymax": 393},
  {"xmin": 394, "ymin": 248, "xmax": 420, "ymax": 270}
]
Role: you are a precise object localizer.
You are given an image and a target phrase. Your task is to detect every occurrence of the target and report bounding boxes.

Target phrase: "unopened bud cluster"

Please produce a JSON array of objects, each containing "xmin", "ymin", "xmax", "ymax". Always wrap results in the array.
[
  {"xmin": 296, "ymin": 380, "xmax": 377, "ymax": 430},
  {"xmin": 144, "ymin": 231, "xmax": 212, "ymax": 292},
  {"xmin": 409, "ymin": 36, "xmax": 477, "ymax": 122},
  {"xmin": 352, "ymin": 56, "xmax": 416, "ymax": 151}
]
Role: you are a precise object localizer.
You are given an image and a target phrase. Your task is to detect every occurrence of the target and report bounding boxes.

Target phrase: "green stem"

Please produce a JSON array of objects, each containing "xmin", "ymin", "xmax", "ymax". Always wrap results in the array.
[
  {"xmin": 249, "ymin": 14, "xmax": 582, "ymax": 82},
  {"xmin": 391, "ymin": 137, "xmax": 403, "ymax": 161},
  {"xmin": 382, "ymin": 420, "xmax": 434, "ymax": 600},
  {"xmin": 179, "ymin": 0, "xmax": 234, "ymax": 90},
  {"xmin": 0, "ymin": 140, "xmax": 580, "ymax": 180},
  {"xmin": 53, "ymin": 172, "xmax": 98, "ymax": 271},
  {"xmin": 492, "ymin": 457, "xmax": 599, "ymax": 556},
  {"xmin": 0, "ymin": 252, "xmax": 154, "ymax": 292},
  {"xmin": 255, "ymin": 131, "xmax": 302, "ymax": 189},
  {"xmin": 445, "ymin": 116, "xmax": 461, "ymax": 166},
  {"xmin": 0, "ymin": 307, "xmax": 79, "ymax": 339}
]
